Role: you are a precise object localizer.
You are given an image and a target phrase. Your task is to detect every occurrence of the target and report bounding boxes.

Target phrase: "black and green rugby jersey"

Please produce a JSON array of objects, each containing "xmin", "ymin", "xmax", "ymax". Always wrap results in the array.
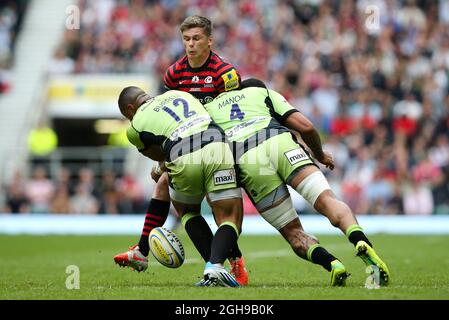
[
  {"xmin": 203, "ymin": 87, "xmax": 298, "ymax": 143},
  {"xmin": 127, "ymin": 90, "xmax": 213, "ymax": 154}
]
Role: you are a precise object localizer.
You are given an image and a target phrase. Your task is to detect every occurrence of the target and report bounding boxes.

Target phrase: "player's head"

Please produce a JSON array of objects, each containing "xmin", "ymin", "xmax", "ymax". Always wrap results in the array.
[
  {"xmin": 180, "ymin": 15, "xmax": 213, "ymax": 62},
  {"xmin": 180, "ymin": 15, "xmax": 212, "ymax": 37},
  {"xmin": 240, "ymin": 78, "xmax": 267, "ymax": 89},
  {"xmin": 118, "ymin": 86, "xmax": 150, "ymax": 120}
]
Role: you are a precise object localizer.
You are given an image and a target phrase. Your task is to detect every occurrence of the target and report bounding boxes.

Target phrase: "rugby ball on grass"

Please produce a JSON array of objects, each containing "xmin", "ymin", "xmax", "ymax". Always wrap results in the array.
[{"xmin": 149, "ymin": 227, "xmax": 185, "ymax": 268}]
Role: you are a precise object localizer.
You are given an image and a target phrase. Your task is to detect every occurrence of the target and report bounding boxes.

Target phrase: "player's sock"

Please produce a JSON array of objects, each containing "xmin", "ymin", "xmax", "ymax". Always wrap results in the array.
[
  {"xmin": 346, "ymin": 224, "xmax": 372, "ymax": 248},
  {"xmin": 210, "ymin": 222, "xmax": 239, "ymax": 264},
  {"xmin": 307, "ymin": 244, "xmax": 338, "ymax": 272},
  {"xmin": 229, "ymin": 244, "xmax": 242, "ymax": 261},
  {"xmin": 182, "ymin": 213, "xmax": 213, "ymax": 262},
  {"xmin": 212, "ymin": 210, "xmax": 242, "ymax": 261},
  {"xmin": 138, "ymin": 199, "xmax": 170, "ymax": 256}
]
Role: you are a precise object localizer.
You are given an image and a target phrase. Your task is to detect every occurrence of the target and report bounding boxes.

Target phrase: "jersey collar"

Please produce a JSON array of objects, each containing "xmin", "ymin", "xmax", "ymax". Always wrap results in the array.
[{"xmin": 187, "ymin": 51, "xmax": 213, "ymax": 71}]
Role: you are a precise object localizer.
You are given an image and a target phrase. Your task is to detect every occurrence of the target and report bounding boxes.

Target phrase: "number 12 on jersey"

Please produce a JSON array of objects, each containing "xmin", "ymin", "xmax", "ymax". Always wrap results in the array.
[
  {"xmin": 162, "ymin": 98, "xmax": 196, "ymax": 122},
  {"xmin": 230, "ymin": 104, "xmax": 245, "ymax": 120}
]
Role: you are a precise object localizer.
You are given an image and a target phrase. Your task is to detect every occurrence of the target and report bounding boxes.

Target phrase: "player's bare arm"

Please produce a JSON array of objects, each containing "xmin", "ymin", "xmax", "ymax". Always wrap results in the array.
[{"xmin": 284, "ymin": 112, "xmax": 334, "ymax": 170}]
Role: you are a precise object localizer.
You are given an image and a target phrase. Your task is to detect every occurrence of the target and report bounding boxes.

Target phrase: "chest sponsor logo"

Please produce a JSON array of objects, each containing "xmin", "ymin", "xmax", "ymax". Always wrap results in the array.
[
  {"xmin": 205, "ymin": 76, "xmax": 213, "ymax": 83},
  {"xmin": 213, "ymin": 169, "xmax": 236, "ymax": 185},
  {"xmin": 203, "ymin": 96, "xmax": 214, "ymax": 104},
  {"xmin": 285, "ymin": 149, "xmax": 308, "ymax": 165},
  {"xmin": 169, "ymin": 115, "xmax": 211, "ymax": 140},
  {"xmin": 225, "ymin": 116, "xmax": 268, "ymax": 138}
]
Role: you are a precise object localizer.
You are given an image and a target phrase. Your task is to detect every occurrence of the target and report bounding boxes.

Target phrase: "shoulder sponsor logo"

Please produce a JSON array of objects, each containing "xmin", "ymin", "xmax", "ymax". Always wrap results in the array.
[
  {"xmin": 205, "ymin": 76, "xmax": 213, "ymax": 83},
  {"xmin": 222, "ymin": 69, "xmax": 239, "ymax": 91},
  {"xmin": 213, "ymin": 169, "xmax": 236, "ymax": 186},
  {"xmin": 285, "ymin": 149, "xmax": 308, "ymax": 165}
]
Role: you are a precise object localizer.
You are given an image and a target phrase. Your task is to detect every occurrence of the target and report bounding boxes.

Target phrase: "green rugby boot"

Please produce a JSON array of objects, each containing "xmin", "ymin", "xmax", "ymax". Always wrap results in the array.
[
  {"xmin": 356, "ymin": 241, "xmax": 390, "ymax": 286},
  {"xmin": 330, "ymin": 260, "xmax": 350, "ymax": 287}
]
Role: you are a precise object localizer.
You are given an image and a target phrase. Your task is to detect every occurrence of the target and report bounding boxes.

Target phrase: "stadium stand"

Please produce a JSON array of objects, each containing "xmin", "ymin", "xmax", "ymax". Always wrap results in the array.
[
  {"xmin": 0, "ymin": 0, "xmax": 448, "ymax": 217},
  {"xmin": 0, "ymin": 1, "xmax": 28, "ymax": 95}
]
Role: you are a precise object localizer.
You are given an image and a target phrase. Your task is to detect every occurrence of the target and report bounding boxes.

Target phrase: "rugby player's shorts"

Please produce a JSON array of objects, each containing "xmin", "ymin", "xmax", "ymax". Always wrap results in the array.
[
  {"xmin": 166, "ymin": 141, "xmax": 241, "ymax": 205},
  {"xmin": 237, "ymin": 132, "xmax": 314, "ymax": 204}
]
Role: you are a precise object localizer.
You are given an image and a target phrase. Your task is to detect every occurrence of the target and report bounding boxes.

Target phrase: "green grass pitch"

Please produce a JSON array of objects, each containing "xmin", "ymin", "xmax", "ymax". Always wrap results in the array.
[{"xmin": 1, "ymin": 233, "xmax": 449, "ymax": 300}]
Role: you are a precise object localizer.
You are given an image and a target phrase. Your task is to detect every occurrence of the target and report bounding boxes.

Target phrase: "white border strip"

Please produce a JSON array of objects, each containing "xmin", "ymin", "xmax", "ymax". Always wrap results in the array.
[{"xmin": 1, "ymin": 214, "xmax": 449, "ymax": 235}]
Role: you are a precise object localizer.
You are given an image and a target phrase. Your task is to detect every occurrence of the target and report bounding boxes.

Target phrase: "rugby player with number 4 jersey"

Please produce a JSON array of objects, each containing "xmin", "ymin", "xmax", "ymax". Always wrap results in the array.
[{"xmin": 203, "ymin": 78, "xmax": 390, "ymax": 286}]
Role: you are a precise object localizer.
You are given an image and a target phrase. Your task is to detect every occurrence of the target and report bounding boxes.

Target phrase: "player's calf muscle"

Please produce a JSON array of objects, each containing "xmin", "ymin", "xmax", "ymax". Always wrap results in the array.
[{"xmin": 211, "ymin": 199, "xmax": 243, "ymax": 226}]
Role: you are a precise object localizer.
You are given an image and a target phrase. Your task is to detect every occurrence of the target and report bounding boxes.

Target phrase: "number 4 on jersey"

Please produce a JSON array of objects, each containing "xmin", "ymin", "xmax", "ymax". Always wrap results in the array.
[{"xmin": 230, "ymin": 104, "xmax": 245, "ymax": 120}]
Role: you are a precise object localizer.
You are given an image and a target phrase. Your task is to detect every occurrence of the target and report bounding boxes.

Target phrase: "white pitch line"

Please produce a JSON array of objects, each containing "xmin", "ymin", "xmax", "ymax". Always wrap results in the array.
[
  {"xmin": 181, "ymin": 249, "xmax": 292, "ymax": 265},
  {"xmin": 148, "ymin": 243, "xmax": 346, "ymax": 267},
  {"xmin": 246, "ymin": 249, "xmax": 291, "ymax": 259}
]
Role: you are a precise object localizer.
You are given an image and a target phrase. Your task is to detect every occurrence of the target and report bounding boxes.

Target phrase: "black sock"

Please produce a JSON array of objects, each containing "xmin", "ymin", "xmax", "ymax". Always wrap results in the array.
[
  {"xmin": 210, "ymin": 224, "xmax": 238, "ymax": 264},
  {"xmin": 229, "ymin": 244, "xmax": 242, "ymax": 261},
  {"xmin": 348, "ymin": 231, "xmax": 372, "ymax": 248},
  {"xmin": 310, "ymin": 247, "xmax": 337, "ymax": 272},
  {"xmin": 138, "ymin": 199, "xmax": 170, "ymax": 256},
  {"xmin": 184, "ymin": 215, "xmax": 213, "ymax": 262},
  {"xmin": 212, "ymin": 211, "xmax": 242, "ymax": 261}
]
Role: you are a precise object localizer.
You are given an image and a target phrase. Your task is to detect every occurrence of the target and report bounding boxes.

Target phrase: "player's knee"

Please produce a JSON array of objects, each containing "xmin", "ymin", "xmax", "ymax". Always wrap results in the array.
[
  {"xmin": 259, "ymin": 200, "xmax": 297, "ymax": 231},
  {"xmin": 210, "ymin": 198, "xmax": 243, "ymax": 229},
  {"xmin": 256, "ymin": 185, "xmax": 290, "ymax": 212},
  {"xmin": 294, "ymin": 171, "xmax": 331, "ymax": 207}
]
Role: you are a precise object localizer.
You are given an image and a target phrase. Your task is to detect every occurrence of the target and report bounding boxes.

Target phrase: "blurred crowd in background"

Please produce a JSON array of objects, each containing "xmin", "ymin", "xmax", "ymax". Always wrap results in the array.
[
  {"xmin": 2, "ymin": 0, "xmax": 449, "ymax": 215},
  {"xmin": 3, "ymin": 165, "xmax": 148, "ymax": 215},
  {"xmin": 0, "ymin": 1, "xmax": 27, "ymax": 94}
]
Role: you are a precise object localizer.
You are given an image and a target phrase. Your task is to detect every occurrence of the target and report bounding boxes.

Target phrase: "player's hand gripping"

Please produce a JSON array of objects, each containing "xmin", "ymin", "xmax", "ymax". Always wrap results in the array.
[
  {"xmin": 150, "ymin": 161, "xmax": 166, "ymax": 182},
  {"xmin": 315, "ymin": 151, "xmax": 335, "ymax": 170}
]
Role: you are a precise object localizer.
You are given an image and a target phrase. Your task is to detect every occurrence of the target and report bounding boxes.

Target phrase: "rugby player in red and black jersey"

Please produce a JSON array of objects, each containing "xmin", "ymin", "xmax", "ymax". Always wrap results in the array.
[
  {"xmin": 164, "ymin": 45, "xmax": 240, "ymax": 104},
  {"xmin": 114, "ymin": 16, "xmax": 248, "ymax": 286}
]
